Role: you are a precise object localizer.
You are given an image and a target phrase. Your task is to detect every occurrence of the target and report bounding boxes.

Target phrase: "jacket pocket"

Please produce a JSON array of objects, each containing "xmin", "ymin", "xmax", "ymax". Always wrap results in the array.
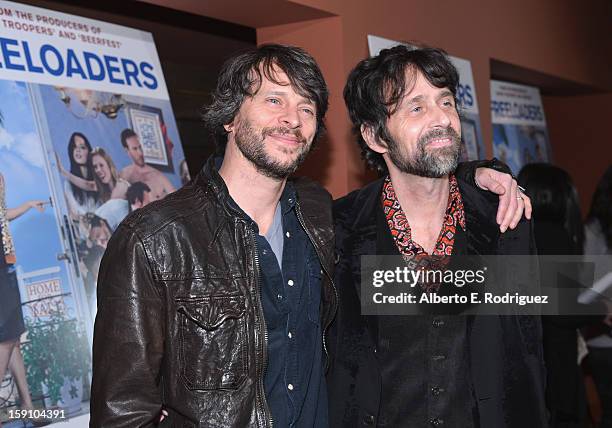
[{"xmin": 176, "ymin": 295, "xmax": 248, "ymax": 390}]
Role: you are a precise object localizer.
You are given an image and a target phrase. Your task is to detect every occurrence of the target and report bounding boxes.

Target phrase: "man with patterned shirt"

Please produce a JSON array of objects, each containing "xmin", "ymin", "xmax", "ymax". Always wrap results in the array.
[{"xmin": 328, "ymin": 45, "xmax": 547, "ymax": 427}]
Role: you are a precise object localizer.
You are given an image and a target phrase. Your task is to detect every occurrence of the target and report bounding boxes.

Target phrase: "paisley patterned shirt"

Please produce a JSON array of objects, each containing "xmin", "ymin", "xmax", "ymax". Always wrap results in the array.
[
  {"xmin": 381, "ymin": 175, "xmax": 466, "ymax": 292},
  {"xmin": 381, "ymin": 174, "xmax": 465, "ymax": 257}
]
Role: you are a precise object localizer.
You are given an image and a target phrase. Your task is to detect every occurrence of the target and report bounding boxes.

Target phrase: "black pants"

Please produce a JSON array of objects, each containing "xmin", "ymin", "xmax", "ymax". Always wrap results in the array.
[{"xmin": 589, "ymin": 346, "xmax": 612, "ymax": 428}]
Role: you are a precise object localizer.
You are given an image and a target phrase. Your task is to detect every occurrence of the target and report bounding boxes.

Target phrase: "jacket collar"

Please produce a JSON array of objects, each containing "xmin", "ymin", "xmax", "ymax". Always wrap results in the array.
[
  {"xmin": 194, "ymin": 155, "xmax": 230, "ymax": 201},
  {"xmin": 194, "ymin": 155, "xmax": 263, "ymax": 221},
  {"xmin": 344, "ymin": 178, "xmax": 386, "ymax": 236}
]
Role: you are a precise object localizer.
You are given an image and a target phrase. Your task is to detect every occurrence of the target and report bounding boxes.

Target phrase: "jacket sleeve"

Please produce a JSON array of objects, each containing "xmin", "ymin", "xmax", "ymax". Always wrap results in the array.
[
  {"xmin": 455, "ymin": 158, "xmax": 514, "ymax": 203},
  {"xmin": 90, "ymin": 222, "xmax": 164, "ymax": 427}
]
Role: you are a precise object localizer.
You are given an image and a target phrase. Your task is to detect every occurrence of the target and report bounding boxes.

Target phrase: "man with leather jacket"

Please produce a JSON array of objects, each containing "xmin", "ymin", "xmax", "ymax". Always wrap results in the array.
[{"xmin": 90, "ymin": 44, "xmax": 530, "ymax": 427}]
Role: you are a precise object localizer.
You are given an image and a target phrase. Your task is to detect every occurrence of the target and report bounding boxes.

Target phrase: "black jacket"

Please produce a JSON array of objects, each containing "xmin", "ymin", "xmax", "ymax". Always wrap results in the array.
[
  {"xmin": 328, "ymin": 171, "xmax": 547, "ymax": 427},
  {"xmin": 90, "ymin": 157, "xmax": 337, "ymax": 427}
]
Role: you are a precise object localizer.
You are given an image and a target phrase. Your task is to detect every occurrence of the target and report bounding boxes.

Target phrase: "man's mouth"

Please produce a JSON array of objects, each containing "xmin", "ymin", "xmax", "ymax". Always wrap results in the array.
[
  {"xmin": 263, "ymin": 126, "xmax": 308, "ymax": 147},
  {"xmin": 426, "ymin": 136, "xmax": 454, "ymax": 148},
  {"xmin": 269, "ymin": 133, "xmax": 302, "ymax": 145}
]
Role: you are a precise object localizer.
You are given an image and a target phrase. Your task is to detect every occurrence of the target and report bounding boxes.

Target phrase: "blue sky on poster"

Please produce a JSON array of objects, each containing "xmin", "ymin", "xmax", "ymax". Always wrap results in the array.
[
  {"xmin": 0, "ymin": 78, "xmax": 63, "ymax": 272},
  {"xmin": 0, "ymin": 80, "xmax": 45, "ymax": 169}
]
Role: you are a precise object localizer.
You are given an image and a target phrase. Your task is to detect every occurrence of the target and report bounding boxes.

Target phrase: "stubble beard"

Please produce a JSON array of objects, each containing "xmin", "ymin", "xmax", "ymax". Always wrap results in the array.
[
  {"xmin": 234, "ymin": 118, "xmax": 312, "ymax": 180},
  {"xmin": 387, "ymin": 126, "xmax": 462, "ymax": 178}
]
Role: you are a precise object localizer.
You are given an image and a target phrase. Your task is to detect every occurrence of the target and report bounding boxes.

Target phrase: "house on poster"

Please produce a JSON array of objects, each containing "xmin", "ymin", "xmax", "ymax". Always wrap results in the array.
[
  {"xmin": 490, "ymin": 80, "xmax": 552, "ymax": 174},
  {"xmin": 0, "ymin": 1, "xmax": 187, "ymax": 425},
  {"xmin": 367, "ymin": 34, "xmax": 485, "ymax": 161}
]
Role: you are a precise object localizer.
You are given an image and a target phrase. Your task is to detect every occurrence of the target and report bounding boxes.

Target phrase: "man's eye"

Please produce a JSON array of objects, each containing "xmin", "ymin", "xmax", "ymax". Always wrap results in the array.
[
  {"xmin": 443, "ymin": 100, "xmax": 455, "ymax": 107},
  {"xmin": 302, "ymin": 108, "xmax": 314, "ymax": 115},
  {"xmin": 267, "ymin": 98, "xmax": 281, "ymax": 105},
  {"xmin": 411, "ymin": 106, "xmax": 422, "ymax": 113}
]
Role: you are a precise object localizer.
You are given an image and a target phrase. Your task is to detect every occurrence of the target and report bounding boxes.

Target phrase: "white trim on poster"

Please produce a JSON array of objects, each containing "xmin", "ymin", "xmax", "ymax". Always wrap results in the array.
[{"xmin": 0, "ymin": 0, "xmax": 169, "ymax": 99}]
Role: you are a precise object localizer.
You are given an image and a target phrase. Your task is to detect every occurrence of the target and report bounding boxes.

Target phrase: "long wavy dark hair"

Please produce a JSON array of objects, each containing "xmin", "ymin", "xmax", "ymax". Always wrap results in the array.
[
  {"xmin": 587, "ymin": 165, "xmax": 612, "ymax": 249},
  {"xmin": 518, "ymin": 163, "xmax": 584, "ymax": 254},
  {"xmin": 67, "ymin": 132, "xmax": 97, "ymax": 205}
]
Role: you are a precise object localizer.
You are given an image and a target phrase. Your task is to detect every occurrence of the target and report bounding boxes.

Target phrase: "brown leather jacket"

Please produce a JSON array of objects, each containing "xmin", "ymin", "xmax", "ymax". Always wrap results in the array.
[{"xmin": 90, "ymin": 157, "xmax": 337, "ymax": 427}]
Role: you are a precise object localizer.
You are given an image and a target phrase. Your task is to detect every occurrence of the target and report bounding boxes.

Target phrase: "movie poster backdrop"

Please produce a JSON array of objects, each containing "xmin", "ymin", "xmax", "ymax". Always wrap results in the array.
[
  {"xmin": 490, "ymin": 80, "xmax": 552, "ymax": 174},
  {"xmin": 0, "ymin": 1, "xmax": 187, "ymax": 425}
]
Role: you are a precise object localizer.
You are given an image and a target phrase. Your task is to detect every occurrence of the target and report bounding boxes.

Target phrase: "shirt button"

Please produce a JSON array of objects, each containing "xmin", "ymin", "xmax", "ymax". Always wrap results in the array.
[
  {"xmin": 288, "ymin": 332, "xmax": 293, "ymax": 339},
  {"xmin": 430, "ymin": 417, "xmax": 443, "ymax": 427},
  {"xmin": 287, "ymin": 279, "xmax": 294, "ymax": 286},
  {"xmin": 287, "ymin": 384, "xmax": 294, "ymax": 391},
  {"xmin": 432, "ymin": 355, "xmax": 446, "ymax": 361},
  {"xmin": 262, "ymin": 249, "xmax": 267, "ymax": 255},
  {"xmin": 277, "ymin": 294, "xmax": 283, "ymax": 300},
  {"xmin": 285, "ymin": 231, "xmax": 291, "ymax": 238},
  {"xmin": 431, "ymin": 386, "xmax": 442, "ymax": 396},
  {"xmin": 432, "ymin": 319, "xmax": 445, "ymax": 327}
]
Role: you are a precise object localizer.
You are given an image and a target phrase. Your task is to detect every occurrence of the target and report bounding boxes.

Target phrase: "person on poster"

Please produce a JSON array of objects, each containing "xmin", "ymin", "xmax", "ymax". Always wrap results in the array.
[
  {"xmin": 94, "ymin": 181, "xmax": 152, "ymax": 231},
  {"xmin": 82, "ymin": 214, "xmax": 114, "ymax": 314},
  {"xmin": 328, "ymin": 45, "xmax": 546, "ymax": 427},
  {"xmin": 89, "ymin": 148, "xmax": 131, "ymax": 231},
  {"xmin": 0, "ymin": 172, "xmax": 46, "ymax": 427},
  {"xmin": 57, "ymin": 132, "xmax": 100, "ymax": 219},
  {"xmin": 87, "ymin": 215, "xmax": 113, "ymax": 250},
  {"xmin": 60, "ymin": 144, "xmax": 133, "ymax": 231},
  {"xmin": 91, "ymin": 148, "xmax": 130, "ymax": 202},
  {"xmin": 126, "ymin": 182, "xmax": 152, "ymax": 212},
  {"xmin": 118, "ymin": 128, "xmax": 176, "ymax": 201},
  {"xmin": 90, "ymin": 44, "xmax": 530, "ymax": 427},
  {"xmin": 530, "ymin": 128, "xmax": 549, "ymax": 163},
  {"xmin": 59, "ymin": 147, "xmax": 130, "ymax": 204}
]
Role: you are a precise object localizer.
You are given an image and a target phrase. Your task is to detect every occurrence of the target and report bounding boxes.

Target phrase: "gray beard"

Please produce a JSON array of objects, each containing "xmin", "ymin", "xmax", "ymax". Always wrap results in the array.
[{"xmin": 387, "ymin": 127, "xmax": 461, "ymax": 178}]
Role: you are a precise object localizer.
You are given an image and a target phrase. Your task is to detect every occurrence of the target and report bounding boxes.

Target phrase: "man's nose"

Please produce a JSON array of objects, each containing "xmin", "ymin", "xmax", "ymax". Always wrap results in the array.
[
  {"xmin": 429, "ymin": 104, "xmax": 452, "ymax": 129},
  {"xmin": 279, "ymin": 107, "xmax": 301, "ymax": 129}
]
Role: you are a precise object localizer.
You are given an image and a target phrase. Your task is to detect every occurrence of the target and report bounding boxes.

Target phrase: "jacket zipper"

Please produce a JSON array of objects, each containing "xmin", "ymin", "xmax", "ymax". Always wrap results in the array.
[
  {"xmin": 248, "ymin": 224, "xmax": 274, "ymax": 428},
  {"xmin": 295, "ymin": 200, "xmax": 339, "ymax": 371}
]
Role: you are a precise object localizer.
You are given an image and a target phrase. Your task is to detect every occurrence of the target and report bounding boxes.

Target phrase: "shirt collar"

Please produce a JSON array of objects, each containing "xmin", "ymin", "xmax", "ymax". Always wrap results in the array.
[
  {"xmin": 448, "ymin": 175, "xmax": 466, "ymax": 231},
  {"xmin": 381, "ymin": 173, "xmax": 466, "ymax": 253}
]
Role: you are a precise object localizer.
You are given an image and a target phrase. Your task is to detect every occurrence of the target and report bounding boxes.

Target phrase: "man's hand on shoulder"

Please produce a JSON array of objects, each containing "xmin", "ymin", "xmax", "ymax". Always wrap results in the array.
[{"xmin": 475, "ymin": 168, "xmax": 532, "ymax": 233}]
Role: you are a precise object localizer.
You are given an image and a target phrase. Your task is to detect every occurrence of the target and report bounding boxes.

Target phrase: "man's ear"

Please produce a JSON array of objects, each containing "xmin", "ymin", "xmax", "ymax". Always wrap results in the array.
[
  {"xmin": 361, "ymin": 124, "xmax": 388, "ymax": 155},
  {"xmin": 223, "ymin": 122, "xmax": 233, "ymax": 133}
]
